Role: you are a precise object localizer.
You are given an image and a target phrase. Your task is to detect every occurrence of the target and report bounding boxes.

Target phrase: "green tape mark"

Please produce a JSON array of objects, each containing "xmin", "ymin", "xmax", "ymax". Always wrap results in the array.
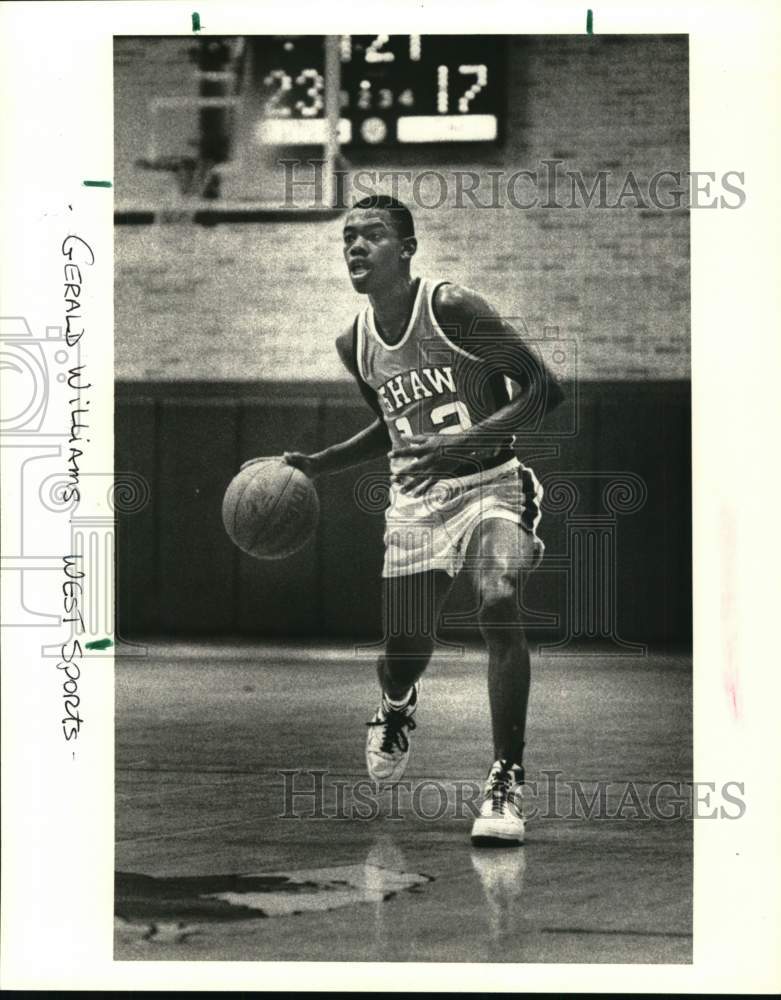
[
  {"xmin": 86, "ymin": 638, "xmax": 113, "ymax": 650},
  {"xmin": 192, "ymin": 11, "xmax": 201, "ymax": 32},
  {"xmin": 586, "ymin": 9, "xmax": 594, "ymax": 34},
  {"xmin": 83, "ymin": 180, "xmax": 112, "ymax": 188}
]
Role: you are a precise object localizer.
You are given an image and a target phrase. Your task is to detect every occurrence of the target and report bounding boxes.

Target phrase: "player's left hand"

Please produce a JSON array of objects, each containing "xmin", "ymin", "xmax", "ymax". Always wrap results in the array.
[{"xmin": 390, "ymin": 434, "xmax": 448, "ymax": 496}]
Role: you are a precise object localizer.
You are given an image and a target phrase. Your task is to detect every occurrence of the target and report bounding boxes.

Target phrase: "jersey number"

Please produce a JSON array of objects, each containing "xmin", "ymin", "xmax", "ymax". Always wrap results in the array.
[{"xmin": 395, "ymin": 401, "xmax": 473, "ymax": 438}]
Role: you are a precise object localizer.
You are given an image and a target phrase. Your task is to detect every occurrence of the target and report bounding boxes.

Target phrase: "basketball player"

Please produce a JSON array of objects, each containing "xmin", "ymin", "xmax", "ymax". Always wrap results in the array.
[{"xmin": 251, "ymin": 195, "xmax": 564, "ymax": 844}]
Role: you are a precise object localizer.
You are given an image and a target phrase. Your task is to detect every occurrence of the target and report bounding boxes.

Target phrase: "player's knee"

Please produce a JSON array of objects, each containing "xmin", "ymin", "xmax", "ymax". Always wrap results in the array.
[{"xmin": 478, "ymin": 568, "xmax": 521, "ymax": 620}]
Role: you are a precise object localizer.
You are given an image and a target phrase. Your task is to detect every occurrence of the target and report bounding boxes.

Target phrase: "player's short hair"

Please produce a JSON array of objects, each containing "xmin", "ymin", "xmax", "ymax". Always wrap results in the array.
[{"xmin": 351, "ymin": 195, "xmax": 415, "ymax": 240}]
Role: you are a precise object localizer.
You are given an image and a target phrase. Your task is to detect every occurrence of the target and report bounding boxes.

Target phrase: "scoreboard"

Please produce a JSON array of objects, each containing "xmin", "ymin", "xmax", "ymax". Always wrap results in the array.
[{"xmin": 248, "ymin": 35, "xmax": 504, "ymax": 147}]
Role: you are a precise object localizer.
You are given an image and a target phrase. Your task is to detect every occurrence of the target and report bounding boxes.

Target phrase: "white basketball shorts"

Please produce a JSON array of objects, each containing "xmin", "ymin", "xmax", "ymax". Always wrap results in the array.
[{"xmin": 382, "ymin": 457, "xmax": 544, "ymax": 578}]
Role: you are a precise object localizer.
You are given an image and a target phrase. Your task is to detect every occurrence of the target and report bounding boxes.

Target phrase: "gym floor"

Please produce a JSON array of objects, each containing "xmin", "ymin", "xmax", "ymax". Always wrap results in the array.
[{"xmin": 115, "ymin": 643, "xmax": 692, "ymax": 963}]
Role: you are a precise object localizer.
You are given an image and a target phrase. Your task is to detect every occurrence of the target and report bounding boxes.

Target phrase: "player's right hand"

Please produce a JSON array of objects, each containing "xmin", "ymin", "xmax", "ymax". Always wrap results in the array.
[{"xmin": 283, "ymin": 452, "xmax": 319, "ymax": 479}]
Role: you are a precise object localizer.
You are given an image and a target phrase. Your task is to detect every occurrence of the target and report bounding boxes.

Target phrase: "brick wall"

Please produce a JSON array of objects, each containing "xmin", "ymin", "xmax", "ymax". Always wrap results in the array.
[{"xmin": 115, "ymin": 35, "xmax": 689, "ymax": 381}]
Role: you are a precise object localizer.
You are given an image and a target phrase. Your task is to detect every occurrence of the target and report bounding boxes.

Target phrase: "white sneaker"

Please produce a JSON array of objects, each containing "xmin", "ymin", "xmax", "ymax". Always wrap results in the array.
[
  {"xmin": 365, "ymin": 684, "xmax": 419, "ymax": 785},
  {"xmin": 470, "ymin": 760, "xmax": 526, "ymax": 846}
]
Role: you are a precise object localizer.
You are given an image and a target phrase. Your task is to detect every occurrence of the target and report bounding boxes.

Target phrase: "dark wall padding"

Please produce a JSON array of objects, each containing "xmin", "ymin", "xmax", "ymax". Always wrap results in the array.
[{"xmin": 116, "ymin": 380, "xmax": 691, "ymax": 646}]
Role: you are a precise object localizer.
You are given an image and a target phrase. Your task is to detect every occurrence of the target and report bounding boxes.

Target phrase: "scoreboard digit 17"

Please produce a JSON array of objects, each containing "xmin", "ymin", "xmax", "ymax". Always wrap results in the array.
[{"xmin": 248, "ymin": 35, "xmax": 504, "ymax": 147}]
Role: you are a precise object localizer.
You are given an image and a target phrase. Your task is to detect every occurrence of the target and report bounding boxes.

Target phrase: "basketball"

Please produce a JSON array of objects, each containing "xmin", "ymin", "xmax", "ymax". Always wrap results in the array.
[{"xmin": 222, "ymin": 460, "xmax": 319, "ymax": 560}]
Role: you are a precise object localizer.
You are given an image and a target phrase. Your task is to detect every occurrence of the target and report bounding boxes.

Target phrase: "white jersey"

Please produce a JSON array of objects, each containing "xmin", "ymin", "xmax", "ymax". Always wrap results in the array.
[{"xmin": 354, "ymin": 277, "xmax": 515, "ymax": 472}]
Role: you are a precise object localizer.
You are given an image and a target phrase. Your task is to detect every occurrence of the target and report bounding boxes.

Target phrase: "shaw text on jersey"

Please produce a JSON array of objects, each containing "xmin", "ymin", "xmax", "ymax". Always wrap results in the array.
[{"xmin": 376, "ymin": 365, "xmax": 456, "ymax": 414}]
